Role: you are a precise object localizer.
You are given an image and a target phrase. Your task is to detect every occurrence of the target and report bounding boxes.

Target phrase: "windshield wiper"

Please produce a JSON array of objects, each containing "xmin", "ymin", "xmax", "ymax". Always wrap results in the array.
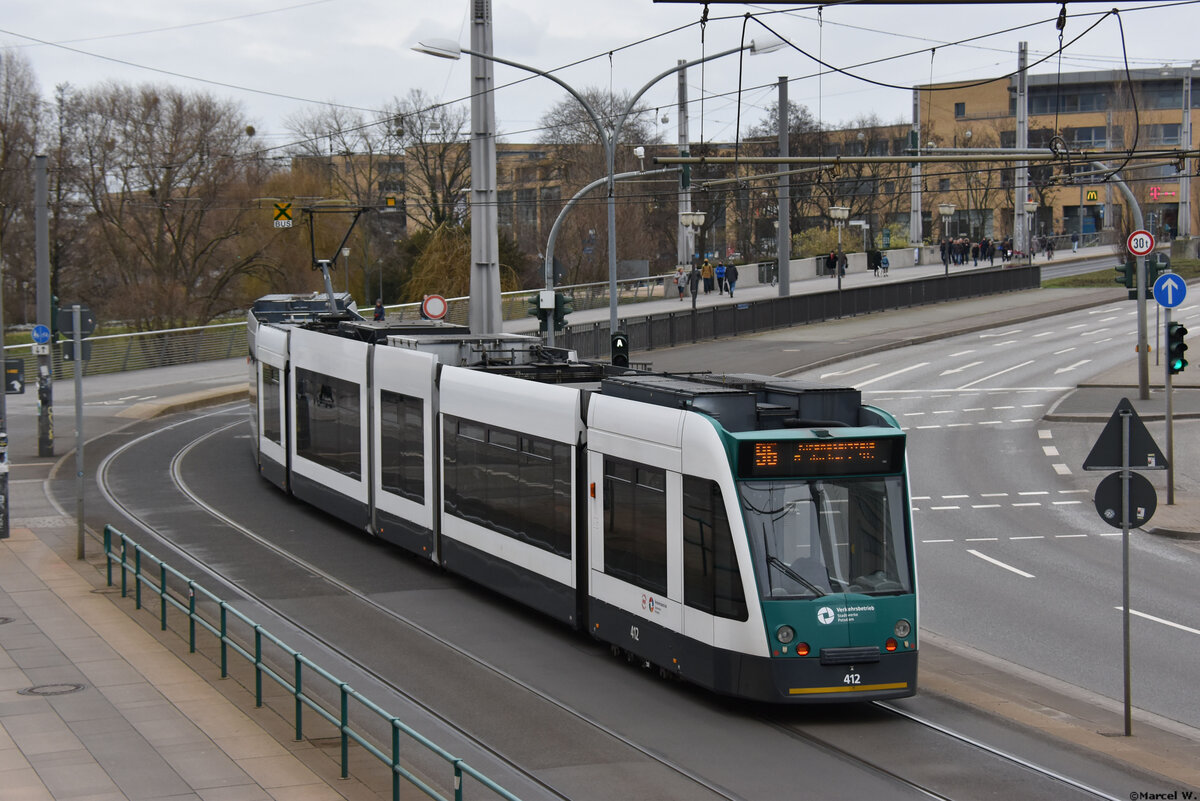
[{"xmin": 768, "ymin": 555, "xmax": 827, "ymax": 597}]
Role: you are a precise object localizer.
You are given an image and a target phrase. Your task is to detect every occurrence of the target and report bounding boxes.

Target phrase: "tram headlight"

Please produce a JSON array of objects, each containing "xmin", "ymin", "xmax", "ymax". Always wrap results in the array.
[
  {"xmin": 894, "ymin": 619, "xmax": 911, "ymax": 639},
  {"xmin": 776, "ymin": 625, "xmax": 795, "ymax": 644}
]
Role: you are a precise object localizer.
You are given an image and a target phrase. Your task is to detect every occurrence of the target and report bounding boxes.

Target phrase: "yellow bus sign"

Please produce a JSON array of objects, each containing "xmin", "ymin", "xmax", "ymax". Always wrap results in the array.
[{"xmin": 273, "ymin": 202, "xmax": 293, "ymax": 228}]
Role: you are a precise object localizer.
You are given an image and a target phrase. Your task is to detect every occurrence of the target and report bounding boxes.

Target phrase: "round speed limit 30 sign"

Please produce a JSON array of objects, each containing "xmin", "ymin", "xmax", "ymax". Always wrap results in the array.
[{"xmin": 1127, "ymin": 229, "xmax": 1155, "ymax": 257}]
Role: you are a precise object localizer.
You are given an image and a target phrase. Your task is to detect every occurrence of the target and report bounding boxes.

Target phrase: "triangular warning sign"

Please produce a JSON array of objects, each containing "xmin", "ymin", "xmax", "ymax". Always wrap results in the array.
[{"xmin": 1082, "ymin": 398, "xmax": 1168, "ymax": 471}]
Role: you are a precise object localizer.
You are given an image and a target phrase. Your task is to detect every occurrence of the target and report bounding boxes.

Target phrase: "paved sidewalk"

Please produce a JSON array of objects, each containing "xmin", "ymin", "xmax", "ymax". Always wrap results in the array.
[{"xmin": 0, "ymin": 481, "xmax": 370, "ymax": 801}]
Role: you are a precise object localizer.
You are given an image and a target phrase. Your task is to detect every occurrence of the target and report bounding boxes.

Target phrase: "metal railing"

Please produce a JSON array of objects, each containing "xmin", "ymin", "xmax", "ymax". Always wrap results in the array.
[
  {"xmin": 102, "ymin": 524, "xmax": 522, "ymax": 801},
  {"xmin": 5, "ymin": 263, "xmax": 1045, "ymax": 382}
]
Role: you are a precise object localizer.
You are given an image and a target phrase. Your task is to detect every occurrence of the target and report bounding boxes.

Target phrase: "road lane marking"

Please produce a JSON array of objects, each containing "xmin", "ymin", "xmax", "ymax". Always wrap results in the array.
[
  {"xmin": 955, "ymin": 360, "xmax": 1036, "ymax": 390},
  {"xmin": 854, "ymin": 362, "xmax": 930, "ymax": 388},
  {"xmin": 1116, "ymin": 608, "xmax": 1200, "ymax": 636},
  {"xmin": 968, "ymin": 550, "xmax": 1035, "ymax": 578},
  {"xmin": 1038, "ymin": 429, "xmax": 1053, "ymax": 439},
  {"xmin": 1043, "ymin": 446, "xmax": 1060, "ymax": 456},
  {"xmin": 1010, "ymin": 535, "xmax": 1044, "ymax": 540},
  {"xmin": 1053, "ymin": 464, "xmax": 1072, "ymax": 475}
]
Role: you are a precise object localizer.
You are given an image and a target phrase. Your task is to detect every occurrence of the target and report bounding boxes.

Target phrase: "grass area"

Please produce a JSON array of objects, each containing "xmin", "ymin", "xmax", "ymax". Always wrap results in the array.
[{"xmin": 1042, "ymin": 256, "xmax": 1200, "ymax": 288}]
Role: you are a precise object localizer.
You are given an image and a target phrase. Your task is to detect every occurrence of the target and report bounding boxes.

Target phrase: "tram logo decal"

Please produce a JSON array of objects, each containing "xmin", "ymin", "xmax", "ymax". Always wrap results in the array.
[
  {"xmin": 642, "ymin": 594, "xmax": 664, "ymax": 614},
  {"xmin": 817, "ymin": 604, "xmax": 876, "ymax": 625}
]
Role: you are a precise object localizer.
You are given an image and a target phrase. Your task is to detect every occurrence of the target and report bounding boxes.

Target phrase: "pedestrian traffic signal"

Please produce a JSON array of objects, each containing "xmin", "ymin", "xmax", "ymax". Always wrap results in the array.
[
  {"xmin": 1114, "ymin": 259, "xmax": 1134, "ymax": 290},
  {"xmin": 552, "ymin": 292, "xmax": 572, "ymax": 332},
  {"xmin": 611, "ymin": 331, "xmax": 630, "ymax": 368},
  {"xmin": 527, "ymin": 294, "xmax": 548, "ymax": 333},
  {"xmin": 1167, "ymin": 321, "xmax": 1188, "ymax": 375}
]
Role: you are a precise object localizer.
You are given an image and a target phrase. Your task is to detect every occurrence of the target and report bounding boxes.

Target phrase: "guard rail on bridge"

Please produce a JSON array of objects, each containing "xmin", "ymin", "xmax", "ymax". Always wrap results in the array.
[{"xmin": 6, "ymin": 265, "xmax": 1041, "ymax": 380}]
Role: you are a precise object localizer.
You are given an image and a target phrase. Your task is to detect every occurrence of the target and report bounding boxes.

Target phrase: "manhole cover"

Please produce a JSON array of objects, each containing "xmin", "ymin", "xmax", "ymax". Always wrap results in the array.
[{"xmin": 18, "ymin": 683, "xmax": 86, "ymax": 696}]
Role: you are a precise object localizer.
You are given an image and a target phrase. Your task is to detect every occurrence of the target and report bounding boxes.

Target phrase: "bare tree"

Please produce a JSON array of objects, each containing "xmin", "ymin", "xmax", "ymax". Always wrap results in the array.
[
  {"xmin": 387, "ymin": 89, "xmax": 471, "ymax": 231},
  {"xmin": 535, "ymin": 88, "xmax": 668, "ymax": 282},
  {"xmin": 0, "ymin": 50, "xmax": 44, "ymax": 323},
  {"xmin": 66, "ymin": 83, "xmax": 278, "ymax": 328}
]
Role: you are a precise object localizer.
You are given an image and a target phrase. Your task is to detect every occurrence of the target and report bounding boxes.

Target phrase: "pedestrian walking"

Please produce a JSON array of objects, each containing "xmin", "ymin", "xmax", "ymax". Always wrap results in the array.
[
  {"xmin": 715, "ymin": 261, "xmax": 727, "ymax": 295},
  {"xmin": 726, "ymin": 263, "xmax": 738, "ymax": 297},
  {"xmin": 688, "ymin": 264, "xmax": 701, "ymax": 304},
  {"xmin": 674, "ymin": 265, "xmax": 686, "ymax": 300},
  {"xmin": 837, "ymin": 250, "xmax": 848, "ymax": 278},
  {"xmin": 1071, "ymin": 231, "xmax": 1079, "ymax": 252},
  {"xmin": 373, "ymin": 299, "xmax": 385, "ymax": 321},
  {"xmin": 701, "ymin": 259, "xmax": 714, "ymax": 294},
  {"xmin": 827, "ymin": 251, "xmax": 837, "ymax": 277}
]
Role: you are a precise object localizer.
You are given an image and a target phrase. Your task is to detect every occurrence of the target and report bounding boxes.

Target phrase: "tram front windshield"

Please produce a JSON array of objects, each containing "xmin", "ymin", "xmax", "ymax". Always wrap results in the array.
[{"xmin": 739, "ymin": 477, "xmax": 911, "ymax": 599}]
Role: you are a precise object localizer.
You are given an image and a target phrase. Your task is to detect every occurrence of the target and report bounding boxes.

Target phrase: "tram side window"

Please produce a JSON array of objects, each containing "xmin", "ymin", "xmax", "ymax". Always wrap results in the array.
[
  {"xmin": 682, "ymin": 477, "xmax": 748, "ymax": 621},
  {"xmin": 379, "ymin": 390, "xmax": 423, "ymax": 503},
  {"xmin": 262, "ymin": 364, "xmax": 281, "ymax": 445},
  {"xmin": 294, "ymin": 367, "xmax": 361, "ymax": 479},
  {"xmin": 442, "ymin": 415, "xmax": 571, "ymax": 557},
  {"xmin": 603, "ymin": 458, "xmax": 667, "ymax": 595}
]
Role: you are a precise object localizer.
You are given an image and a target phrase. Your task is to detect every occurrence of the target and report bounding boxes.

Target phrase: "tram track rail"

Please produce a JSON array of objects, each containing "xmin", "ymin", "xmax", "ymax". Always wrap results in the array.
[
  {"xmin": 83, "ymin": 404, "xmax": 1138, "ymax": 801},
  {"xmin": 91, "ymin": 406, "xmax": 745, "ymax": 801}
]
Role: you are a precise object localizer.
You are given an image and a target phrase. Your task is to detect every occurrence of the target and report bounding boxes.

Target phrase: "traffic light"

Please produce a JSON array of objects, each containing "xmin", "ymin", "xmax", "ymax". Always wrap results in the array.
[
  {"xmin": 527, "ymin": 293, "xmax": 548, "ymax": 333},
  {"xmin": 611, "ymin": 331, "xmax": 630, "ymax": 368},
  {"xmin": 1167, "ymin": 321, "xmax": 1188, "ymax": 375},
  {"xmin": 552, "ymin": 292, "xmax": 572, "ymax": 332},
  {"xmin": 1114, "ymin": 259, "xmax": 1134, "ymax": 290},
  {"xmin": 1149, "ymin": 253, "xmax": 1170, "ymax": 284}
]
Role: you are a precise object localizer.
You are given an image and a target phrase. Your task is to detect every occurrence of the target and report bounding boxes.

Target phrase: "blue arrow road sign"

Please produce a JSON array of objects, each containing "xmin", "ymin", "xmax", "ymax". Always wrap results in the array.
[
  {"xmin": 1152, "ymin": 273, "xmax": 1187, "ymax": 308},
  {"xmin": 31, "ymin": 324, "xmax": 51, "ymax": 344}
]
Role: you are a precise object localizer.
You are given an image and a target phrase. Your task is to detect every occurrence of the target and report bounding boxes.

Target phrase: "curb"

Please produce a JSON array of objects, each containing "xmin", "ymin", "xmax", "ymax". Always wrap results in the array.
[{"xmin": 117, "ymin": 385, "xmax": 247, "ymax": 419}]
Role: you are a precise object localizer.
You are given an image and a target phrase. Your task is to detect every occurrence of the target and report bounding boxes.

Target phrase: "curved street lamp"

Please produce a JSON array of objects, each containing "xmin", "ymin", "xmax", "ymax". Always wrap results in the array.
[
  {"xmin": 829, "ymin": 206, "xmax": 849, "ymax": 291},
  {"xmin": 938, "ymin": 202, "xmax": 956, "ymax": 276},
  {"xmin": 1024, "ymin": 200, "xmax": 1039, "ymax": 265},
  {"xmin": 414, "ymin": 35, "xmax": 784, "ymax": 341}
]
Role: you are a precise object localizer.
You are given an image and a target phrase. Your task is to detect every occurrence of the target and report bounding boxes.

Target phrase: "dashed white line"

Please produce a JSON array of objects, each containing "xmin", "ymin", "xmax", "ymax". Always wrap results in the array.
[
  {"xmin": 1053, "ymin": 464, "xmax": 1072, "ymax": 475},
  {"xmin": 1043, "ymin": 446, "xmax": 1060, "ymax": 456},
  {"xmin": 1010, "ymin": 535, "xmax": 1045, "ymax": 540}
]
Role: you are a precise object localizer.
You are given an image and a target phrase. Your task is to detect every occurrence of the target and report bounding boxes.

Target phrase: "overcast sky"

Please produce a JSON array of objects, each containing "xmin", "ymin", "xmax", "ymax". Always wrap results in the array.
[{"xmin": 3, "ymin": 0, "xmax": 1195, "ymax": 151}]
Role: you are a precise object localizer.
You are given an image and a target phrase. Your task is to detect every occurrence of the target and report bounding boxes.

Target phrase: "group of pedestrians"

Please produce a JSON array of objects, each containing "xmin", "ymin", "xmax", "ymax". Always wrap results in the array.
[
  {"xmin": 939, "ymin": 236, "xmax": 1009, "ymax": 268},
  {"xmin": 674, "ymin": 258, "xmax": 739, "ymax": 300}
]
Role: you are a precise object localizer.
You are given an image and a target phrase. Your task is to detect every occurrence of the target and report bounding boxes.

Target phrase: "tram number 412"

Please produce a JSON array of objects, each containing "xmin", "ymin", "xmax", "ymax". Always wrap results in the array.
[{"xmin": 843, "ymin": 672, "xmax": 862, "ymax": 685}]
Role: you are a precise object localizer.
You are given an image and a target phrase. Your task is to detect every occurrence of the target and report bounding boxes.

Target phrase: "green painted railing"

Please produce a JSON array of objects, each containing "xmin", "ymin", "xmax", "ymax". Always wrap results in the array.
[{"xmin": 103, "ymin": 524, "xmax": 522, "ymax": 801}]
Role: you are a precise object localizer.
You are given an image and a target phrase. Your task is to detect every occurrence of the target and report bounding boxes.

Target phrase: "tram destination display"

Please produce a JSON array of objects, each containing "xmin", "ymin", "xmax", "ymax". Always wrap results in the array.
[{"xmin": 739, "ymin": 437, "xmax": 904, "ymax": 478}]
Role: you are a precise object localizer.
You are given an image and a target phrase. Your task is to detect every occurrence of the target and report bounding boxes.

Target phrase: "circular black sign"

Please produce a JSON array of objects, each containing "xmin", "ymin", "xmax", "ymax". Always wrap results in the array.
[{"xmin": 1094, "ymin": 471, "xmax": 1157, "ymax": 529}]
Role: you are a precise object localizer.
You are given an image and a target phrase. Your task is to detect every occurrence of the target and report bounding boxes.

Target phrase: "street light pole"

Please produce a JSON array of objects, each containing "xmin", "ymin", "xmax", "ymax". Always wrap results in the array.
[
  {"xmin": 414, "ymin": 34, "xmax": 783, "ymax": 344},
  {"xmin": 829, "ymin": 206, "xmax": 849, "ymax": 292},
  {"xmin": 937, "ymin": 202, "xmax": 956, "ymax": 277}
]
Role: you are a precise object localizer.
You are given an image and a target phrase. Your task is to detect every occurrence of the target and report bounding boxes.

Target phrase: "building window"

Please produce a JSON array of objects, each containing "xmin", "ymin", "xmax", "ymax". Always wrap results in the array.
[
  {"xmin": 1143, "ymin": 123, "xmax": 1181, "ymax": 146},
  {"xmin": 497, "ymin": 190, "xmax": 514, "ymax": 227},
  {"xmin": 954, "ymin": 102, "xmax": 966, "ymax": 118},
  {"xmin": 938, "ymin": 178, "xmax": 951, "ymax": 192},
  {"xmin": 517, "ymin": 188, "xmax": 537, "ymax": 227}
]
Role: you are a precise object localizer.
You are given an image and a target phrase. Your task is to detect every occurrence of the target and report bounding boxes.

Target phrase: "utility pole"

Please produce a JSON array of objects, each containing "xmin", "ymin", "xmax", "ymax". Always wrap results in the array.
[
  {"xmin": 1013, "ymin": 42, "xmax": 1028, "ymax": 258},
  {"xmin": 467, "ymin": 0, "xmax": 502, "ymax": 335},
  {"xmin": 777, "ymin": 76, "xmax": 790, "ymax": 295},
  {"xmin": 910, "ymin": 87, "xmax": 923, "ymax": 248},
  {"xmin": 1180, "ymin": 74, "xmax": 1192, "ymax": 238},
  {"xmin": 36, "ymin": 155, "xmax": 53, "ymax": 457},
  {"xmin": 677, "ymin": 61, "xmax": 692, "ymax": 269}
]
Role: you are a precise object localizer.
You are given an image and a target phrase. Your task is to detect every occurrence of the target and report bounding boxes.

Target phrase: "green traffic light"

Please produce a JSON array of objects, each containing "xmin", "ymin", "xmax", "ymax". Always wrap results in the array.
[{"xmin": 1167, "ymin": 321, "xmax": 1188, "ymax": 376}]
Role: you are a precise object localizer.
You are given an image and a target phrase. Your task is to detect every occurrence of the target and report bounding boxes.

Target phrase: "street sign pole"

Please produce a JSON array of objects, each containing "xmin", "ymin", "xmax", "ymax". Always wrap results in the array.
[
  {"xmin": 0, "ymin": 233, "xmax": 7, "ymax": 541},
  {"xmin": 1120, "ymin": 409, "xmax": 1132, "ymax": 737},
  {"xmin": 1165, "ymin": 308, "xmax": 1175, "ymax": 505},
  {"xmin": 73, "ymin": 306, "xmax": 85, "ymax": 560}
]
